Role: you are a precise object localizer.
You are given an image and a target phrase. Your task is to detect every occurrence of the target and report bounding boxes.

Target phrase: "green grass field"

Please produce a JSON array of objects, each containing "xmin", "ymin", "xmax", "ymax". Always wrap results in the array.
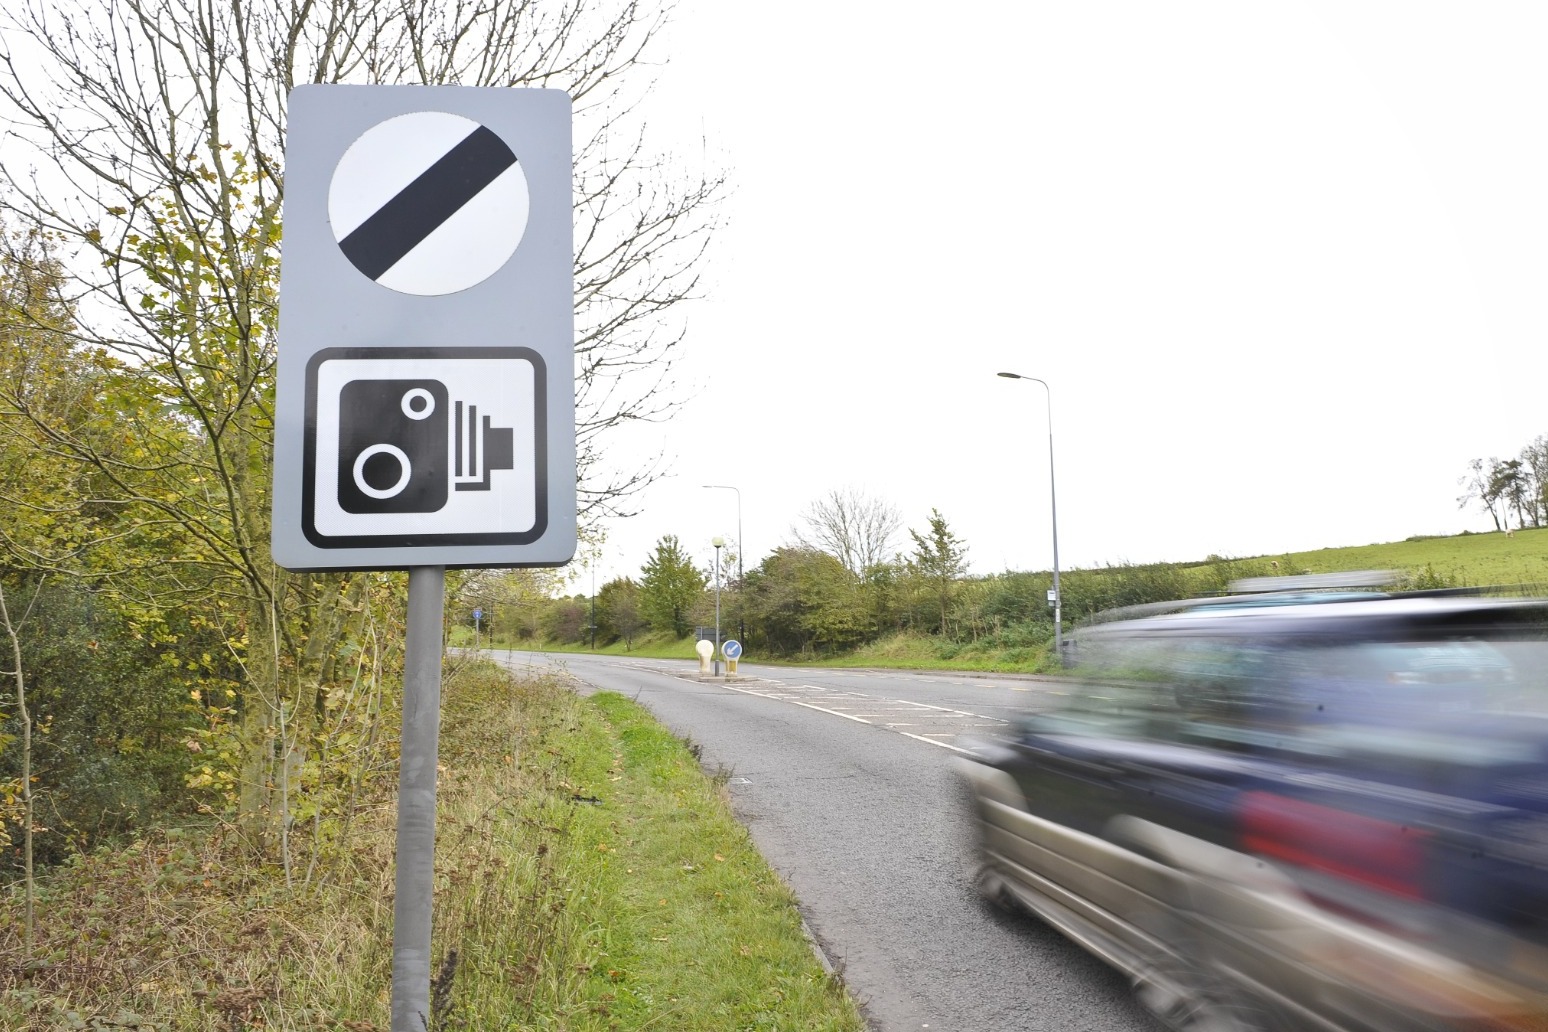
[{"xmin": 1279, "ymin": 525, "xmax": 1548, "ymax": 588}]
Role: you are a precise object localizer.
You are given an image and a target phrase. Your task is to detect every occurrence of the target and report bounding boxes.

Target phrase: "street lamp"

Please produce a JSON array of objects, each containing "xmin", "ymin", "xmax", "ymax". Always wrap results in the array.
[
  {"xmin": 702, "ymin": 484, "xmax": 743, "ymax": 640},
  {"xmin": 997, "ymin": 371, "xmax": 1063, "ymax": 660},
  {"xmin": 711, "ymin": 536, "xmax": 725, "ymax": 675}
]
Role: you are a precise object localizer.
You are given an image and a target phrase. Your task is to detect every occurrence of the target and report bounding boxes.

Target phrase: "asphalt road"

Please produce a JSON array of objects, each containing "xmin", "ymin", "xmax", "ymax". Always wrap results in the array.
[{"xmin": 487, "ymin": 651, "xmax": 1164, "ymax": 1032}]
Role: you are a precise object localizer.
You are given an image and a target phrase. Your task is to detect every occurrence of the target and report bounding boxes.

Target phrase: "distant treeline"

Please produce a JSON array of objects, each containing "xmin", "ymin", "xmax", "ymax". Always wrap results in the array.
[
  {"xmin": 473, "ymin": 531, "xmax": 1427, "ymax": 659},
  {"xmin": 1459, "ymin": 436, "xmax": 1548, "ymax": 531}
]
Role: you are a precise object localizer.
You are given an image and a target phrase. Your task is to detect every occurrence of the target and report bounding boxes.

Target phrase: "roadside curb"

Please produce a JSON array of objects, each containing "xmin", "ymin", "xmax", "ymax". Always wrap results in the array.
[{"xmin": 800, "ymin": 915, "xmax": 837, "ymax": 977}]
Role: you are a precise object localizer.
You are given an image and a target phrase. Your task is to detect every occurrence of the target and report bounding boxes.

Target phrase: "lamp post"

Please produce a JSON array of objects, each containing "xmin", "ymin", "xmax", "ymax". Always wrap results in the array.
[
  {"xmin": 703, "ymin": 484, "xmax": 743, "ymax": 640},
  {"xmin": 997, "ymin": 371, "xmax": 1063, "ymax": 660},
  {"xmin": 711, "ymin": 536, "xmax": 725, "ymax": 676}
]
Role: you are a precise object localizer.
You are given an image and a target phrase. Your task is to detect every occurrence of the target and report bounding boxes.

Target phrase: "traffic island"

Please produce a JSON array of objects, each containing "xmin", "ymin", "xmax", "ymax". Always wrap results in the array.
[{"xmin": 695, "ymin": 637, "xmax": 744, "ymax": 680}]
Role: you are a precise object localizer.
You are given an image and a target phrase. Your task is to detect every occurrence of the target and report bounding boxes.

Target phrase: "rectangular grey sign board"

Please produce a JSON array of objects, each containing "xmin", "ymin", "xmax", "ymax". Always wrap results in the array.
[{"xmin": 271, "ymin": 84, "xmax": 576, "ymax": 570}]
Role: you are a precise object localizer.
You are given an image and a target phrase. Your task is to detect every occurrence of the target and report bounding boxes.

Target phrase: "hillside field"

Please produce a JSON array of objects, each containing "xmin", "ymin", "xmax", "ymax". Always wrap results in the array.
[{"xmin": 1276, "ymin": 526, "xmax": 1548, "ymax": 588}]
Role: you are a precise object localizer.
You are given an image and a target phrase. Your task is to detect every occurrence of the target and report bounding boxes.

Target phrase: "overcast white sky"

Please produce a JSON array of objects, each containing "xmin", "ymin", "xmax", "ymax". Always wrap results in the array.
[{"xmin": 582, "ymin": 1, "xmax": 1548, "ymax": 587}]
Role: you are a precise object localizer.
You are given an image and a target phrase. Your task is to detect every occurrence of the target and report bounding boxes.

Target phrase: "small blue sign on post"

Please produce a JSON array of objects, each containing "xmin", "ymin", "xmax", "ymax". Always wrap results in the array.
[
  {"xmin": 473, "ymin": 607, "xmax": 483, "ymax": 621},
  {"xmin": 721, "ymin": 639, "xmax": 742, "ymax": 660}
]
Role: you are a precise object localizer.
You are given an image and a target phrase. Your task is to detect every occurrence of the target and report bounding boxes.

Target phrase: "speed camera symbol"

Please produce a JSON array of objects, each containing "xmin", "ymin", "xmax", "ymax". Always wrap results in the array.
[
  {"xmin": 337, "ymin": 380, "xmax": 449, "ymax": 513},
  {"xmin": 303, "ymin": 347, "xmax": 543, "ymax": 549}
]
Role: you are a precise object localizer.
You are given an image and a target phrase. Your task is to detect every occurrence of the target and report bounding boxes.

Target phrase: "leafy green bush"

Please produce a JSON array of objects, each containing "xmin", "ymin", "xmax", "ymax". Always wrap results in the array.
[{"xmin": 0, "ymin": 578, "xmax": 203, "ymax": 874}]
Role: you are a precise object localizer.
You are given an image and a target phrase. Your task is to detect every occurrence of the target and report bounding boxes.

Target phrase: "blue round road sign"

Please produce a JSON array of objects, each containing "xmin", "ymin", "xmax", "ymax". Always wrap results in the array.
[{"xmin": 722, "ymin": 639, "xmax": 742, "ymax": 660}]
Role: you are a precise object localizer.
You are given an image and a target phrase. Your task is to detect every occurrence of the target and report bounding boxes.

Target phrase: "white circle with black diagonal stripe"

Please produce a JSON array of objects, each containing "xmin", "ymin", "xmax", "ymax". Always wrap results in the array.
[{"xmin": 328, "ymin": 111, "xmax": 530, "ymax": 296}]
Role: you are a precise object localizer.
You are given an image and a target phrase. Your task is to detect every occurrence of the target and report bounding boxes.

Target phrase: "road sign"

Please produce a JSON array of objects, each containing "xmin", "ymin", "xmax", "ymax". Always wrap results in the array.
[
  {"xmin": 473, "ymin": 608, "xmax": 482, "ymax": 621},
  {"xmin": 722, "ymin": 639, "xmax": 743, "ymax": 660},
  {"xmin": 329, "ymin": 111, "xmax": 529, "ymax": 296},
  {"xmin": 272, "ymin": 85, "xmax": 575, "ymax": 571}
]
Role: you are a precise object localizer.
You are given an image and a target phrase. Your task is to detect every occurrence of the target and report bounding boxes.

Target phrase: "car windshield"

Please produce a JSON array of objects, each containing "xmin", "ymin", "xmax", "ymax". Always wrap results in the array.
[{"xmin": 1037, "ymin": 625, "xmax": 1548, "ymax": 764}]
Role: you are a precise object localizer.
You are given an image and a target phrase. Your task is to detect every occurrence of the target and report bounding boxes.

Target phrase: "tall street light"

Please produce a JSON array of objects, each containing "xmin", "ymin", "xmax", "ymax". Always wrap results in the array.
[
  {"xmin": 702, "ymin": 484, "xmax": 743, "ymax": 640},
  {"xmin": 711, "ymin": 536, "xmax": 725, "ymax": 675},
  {"xmin": 997, "ymin": 372, "xmax": 1063, "ymax": 660}
]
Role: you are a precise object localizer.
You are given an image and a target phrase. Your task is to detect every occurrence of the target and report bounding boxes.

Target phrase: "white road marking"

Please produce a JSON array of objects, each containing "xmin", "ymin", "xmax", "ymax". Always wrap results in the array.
[
  {"xmin": 893, "ymin": 699, "xmax": 998, "ymax": 719},
  {"xmin": 898, "ymin": 731, "xmax": 974, "ymax": 755},
  {"xmin": 700, "ymin": 673, "xmax": 1011, "ymax": 757},
  {"xmin": 789, "ymin": 702, "xmax": 872, "ymax": 724},
  {"xmin": 721, "ymin": 682, "xmax": 874, "ymax": 723}
]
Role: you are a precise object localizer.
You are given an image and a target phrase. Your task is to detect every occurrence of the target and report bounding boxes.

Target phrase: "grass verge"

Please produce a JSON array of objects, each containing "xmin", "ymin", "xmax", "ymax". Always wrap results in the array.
[{"xmin": 0, "ymin": 662, "xmax": 865, "ymax": 1031}]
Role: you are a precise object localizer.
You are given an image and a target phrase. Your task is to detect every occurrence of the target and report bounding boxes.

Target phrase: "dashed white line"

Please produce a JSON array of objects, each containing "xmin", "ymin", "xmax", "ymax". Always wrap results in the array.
[
  {"xmin": 721, "ymin": 682, "xmax": 874, "ymax": 723},
  {"xmin": 697, "ymin": 673, "xmax": 1011, "ymax": 757},
  {"xmin": 893, "ymin": 699, "xmax": 998, "ymax": 719}
]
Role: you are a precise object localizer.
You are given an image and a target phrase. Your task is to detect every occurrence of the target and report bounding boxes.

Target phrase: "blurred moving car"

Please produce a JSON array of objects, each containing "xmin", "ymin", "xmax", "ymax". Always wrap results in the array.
[{"xmin": 958, "ymin": 578, "xmax": 1548, "ymax": 1032}]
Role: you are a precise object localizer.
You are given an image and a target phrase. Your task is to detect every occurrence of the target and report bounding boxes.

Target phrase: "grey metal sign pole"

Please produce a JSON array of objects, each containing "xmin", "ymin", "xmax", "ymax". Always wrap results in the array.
[{"xmin": 392, "ymin": 565, "xmax": 445, "ymax": 1031}]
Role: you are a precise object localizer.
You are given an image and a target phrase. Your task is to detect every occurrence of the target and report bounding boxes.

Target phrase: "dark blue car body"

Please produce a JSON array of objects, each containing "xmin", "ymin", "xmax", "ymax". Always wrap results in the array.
[{"xmin": 960, "ymin": 591, "xmax": 1548, "ymax": 1031}]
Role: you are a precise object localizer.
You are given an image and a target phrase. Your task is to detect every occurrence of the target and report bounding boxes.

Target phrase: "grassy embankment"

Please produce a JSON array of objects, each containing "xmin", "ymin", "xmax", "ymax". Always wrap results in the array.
[
  {"xmin": 0, "ymin": 661, "xmax": 865, "ymax": 1031},
  {"xmin": 1283, "ymin": 525, "xmax": 1548, "ymax": 587},
  {"xmin": 485, "ymin": 528, "xmax": 1548, "ymax": 675}
]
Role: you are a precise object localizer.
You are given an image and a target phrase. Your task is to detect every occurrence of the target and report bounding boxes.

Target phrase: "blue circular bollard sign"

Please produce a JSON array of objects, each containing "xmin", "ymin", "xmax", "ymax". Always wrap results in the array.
[{"xmin": 722, "ymin": 639, "xmax": 742, "ymax": 660}]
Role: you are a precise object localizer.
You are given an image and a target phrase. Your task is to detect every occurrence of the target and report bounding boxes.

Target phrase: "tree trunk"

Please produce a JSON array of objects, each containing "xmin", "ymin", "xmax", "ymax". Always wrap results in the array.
[{"xmin": 0, "ymin": 580, "xmax": 36, "ymax": 956}]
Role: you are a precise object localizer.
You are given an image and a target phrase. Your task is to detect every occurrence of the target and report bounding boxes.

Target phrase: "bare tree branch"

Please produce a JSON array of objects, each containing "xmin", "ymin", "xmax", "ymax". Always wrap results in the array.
[
  {"xmin": 795, "ymin": 488, "xmax": 904, "ymax": 579},
  {"xmin": 0, "ymin": 0, "xmax": 723, "ymax": 834}
]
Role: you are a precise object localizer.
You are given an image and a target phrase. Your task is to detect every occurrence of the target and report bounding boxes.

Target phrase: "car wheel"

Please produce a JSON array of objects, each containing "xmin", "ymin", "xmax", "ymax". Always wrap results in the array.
[
  {"xmin": 1121, "ymin": 846, "xmax": 1280, "ymax": 1032},
  {"xmin": 973, "ymin": 862, "xmax": 1024, "ymax": 915},
  {"xmin": 1135, "ymin": 968, "xmax": 1271, "ymax": 1032}
]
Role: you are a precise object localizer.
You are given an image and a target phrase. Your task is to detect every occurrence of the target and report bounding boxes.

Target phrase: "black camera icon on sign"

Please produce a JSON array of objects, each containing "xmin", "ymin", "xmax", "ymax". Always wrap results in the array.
[{"xmin": 337, "ymin": 378, "xmax": 515, "ymax": 514}]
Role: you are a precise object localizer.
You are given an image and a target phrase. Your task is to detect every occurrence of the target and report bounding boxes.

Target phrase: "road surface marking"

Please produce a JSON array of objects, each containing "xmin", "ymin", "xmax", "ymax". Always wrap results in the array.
[
  {"xmin": 897, "ymin": 731, "xmax": 973, "ymax": 755},
  {"xmin": 721, "ymin": 683, "xmax": 874, "ymax": 724}
]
